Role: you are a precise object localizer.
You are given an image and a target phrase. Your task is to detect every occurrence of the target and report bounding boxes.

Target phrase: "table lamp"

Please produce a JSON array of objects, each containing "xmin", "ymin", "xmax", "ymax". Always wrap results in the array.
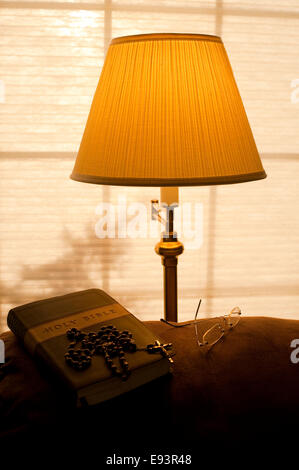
[{"xmin": 71, "ymin": 33, "xmax": 266, "ymax": 322}]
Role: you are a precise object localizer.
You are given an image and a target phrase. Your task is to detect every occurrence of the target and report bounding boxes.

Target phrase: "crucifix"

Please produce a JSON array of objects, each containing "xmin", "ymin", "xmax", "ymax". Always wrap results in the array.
[{"xmin": 146, "ymin": 340, "xmax": 174, "ymax": 364}]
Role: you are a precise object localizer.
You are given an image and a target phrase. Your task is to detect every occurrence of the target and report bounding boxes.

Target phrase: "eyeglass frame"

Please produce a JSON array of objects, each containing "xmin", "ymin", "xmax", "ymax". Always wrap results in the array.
[
  {"xmin": 159, "ymin": 300, "xmax": 242, "ymax": 350},
  {"xmin": 194, "ymin": 301, "xmax": 241, "ymax": 349}
]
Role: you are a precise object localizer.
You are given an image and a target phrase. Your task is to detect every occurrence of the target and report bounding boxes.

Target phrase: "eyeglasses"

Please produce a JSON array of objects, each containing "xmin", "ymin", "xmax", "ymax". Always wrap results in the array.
[
  {"xmin": 159, "ymin": 300, "xmax": 242, "ymax": 350},
  {"xmin": 194, "ymin": 301, "xmax": 241, "ymax": 349}
]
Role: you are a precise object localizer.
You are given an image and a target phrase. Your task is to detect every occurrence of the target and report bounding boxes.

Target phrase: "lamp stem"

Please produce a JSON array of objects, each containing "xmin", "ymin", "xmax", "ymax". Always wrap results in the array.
[
  {"xmin": 161, "ymin": 246, "xmax": 180, "ymax": 322},
  {"xmin": 155, "ymin": 189, "xmax": 183, "ymax": 322}
]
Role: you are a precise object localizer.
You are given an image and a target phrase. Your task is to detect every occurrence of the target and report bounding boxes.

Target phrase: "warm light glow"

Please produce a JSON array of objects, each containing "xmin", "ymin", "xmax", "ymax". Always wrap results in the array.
[
  {"xmin": 1, "ymin": 2, "xmax": 299, "ymax": 332},
  {"xmin": 71, "ymin": 33, "xmax": 266, "ymax": 186}
]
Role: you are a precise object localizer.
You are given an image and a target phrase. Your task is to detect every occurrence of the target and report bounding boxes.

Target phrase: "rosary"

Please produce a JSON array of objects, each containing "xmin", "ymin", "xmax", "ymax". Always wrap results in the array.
[{"xmin": 64, "ymin": 325, "xmax": 173, "ymax": 381}]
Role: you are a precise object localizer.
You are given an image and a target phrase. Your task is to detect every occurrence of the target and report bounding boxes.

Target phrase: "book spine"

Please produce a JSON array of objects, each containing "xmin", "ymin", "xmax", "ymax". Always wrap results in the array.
[{"xmin": 7, "ymin": 309, "xmax": 26, "ymax": 341}]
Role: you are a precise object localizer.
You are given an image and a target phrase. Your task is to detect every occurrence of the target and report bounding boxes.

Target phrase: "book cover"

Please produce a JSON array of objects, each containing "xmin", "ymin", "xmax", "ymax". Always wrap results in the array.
[{"xmin": 7, "ymin": 289, "xmax": 172, "ymax": 406}]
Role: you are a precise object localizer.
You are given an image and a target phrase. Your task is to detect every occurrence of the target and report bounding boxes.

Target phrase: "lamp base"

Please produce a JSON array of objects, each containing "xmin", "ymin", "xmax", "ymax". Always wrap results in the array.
[{"xmin": 155, "ymin": 239, "xmax": 184, "ymax": 322}]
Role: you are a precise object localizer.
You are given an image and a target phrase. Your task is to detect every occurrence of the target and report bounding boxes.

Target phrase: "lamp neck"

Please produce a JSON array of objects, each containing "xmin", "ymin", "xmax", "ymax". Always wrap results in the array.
[{"xmin": 163, "ymin": 205, "xmax": 177, "ymax": 242}]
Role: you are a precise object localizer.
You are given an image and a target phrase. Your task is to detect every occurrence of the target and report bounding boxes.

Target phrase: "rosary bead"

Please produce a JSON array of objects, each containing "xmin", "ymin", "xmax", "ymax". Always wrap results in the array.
[
  {"xmin": 75, "ymin": 332, "xmax": 85, "ymax": 342},
  {"xmin": 70, "ymin": 328, "xmax": 79, "ymax": 338},
  {"xmin": 64, "ymin": 353, "xmax": 71, "ymax": 360},
  {"xmin": 65, "ymin": 324, "xmax": 141, "ymax": 377},
  {"xmin": 129, "ymin": 342, "xmax": 137, "ymax": 352},
  {"xmin": 66, "ymin": 330, "xmax": 76, "ymax": 340},
  {"xmin": 146, "ymin": 344, "xmax": 155, "ymax": 353}
]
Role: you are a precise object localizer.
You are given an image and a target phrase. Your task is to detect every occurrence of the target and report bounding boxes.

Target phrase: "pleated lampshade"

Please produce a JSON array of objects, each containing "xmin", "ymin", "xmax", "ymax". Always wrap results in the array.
[{"xmin": 71, "ymin": 33, "xmax": 266, "ymax": 186}]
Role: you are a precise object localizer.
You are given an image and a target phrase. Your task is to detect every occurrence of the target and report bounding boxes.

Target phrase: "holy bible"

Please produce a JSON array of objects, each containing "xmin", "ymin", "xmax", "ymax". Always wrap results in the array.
[{"xmin": 7, "ymin": 289, "xmax": 172, "ymax": 406}]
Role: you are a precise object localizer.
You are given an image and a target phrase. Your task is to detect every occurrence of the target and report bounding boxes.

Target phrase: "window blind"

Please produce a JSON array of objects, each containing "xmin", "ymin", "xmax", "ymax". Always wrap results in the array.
[{"xmin": 0, "ymin": 0, "xmax": 299, "ymax": 331}]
